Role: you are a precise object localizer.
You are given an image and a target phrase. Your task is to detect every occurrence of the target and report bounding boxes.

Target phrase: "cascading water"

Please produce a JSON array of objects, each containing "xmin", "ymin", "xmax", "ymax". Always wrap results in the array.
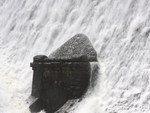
[{"xmin": 0, "ymin": 0, "xmax": 150, "ymax": 113}]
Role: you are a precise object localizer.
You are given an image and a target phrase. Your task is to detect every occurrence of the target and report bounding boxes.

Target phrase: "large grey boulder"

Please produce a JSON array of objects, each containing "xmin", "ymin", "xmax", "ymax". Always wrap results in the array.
[{"xmin": 49, "ymin": 34, "xmax": 97, "ymax": 62}]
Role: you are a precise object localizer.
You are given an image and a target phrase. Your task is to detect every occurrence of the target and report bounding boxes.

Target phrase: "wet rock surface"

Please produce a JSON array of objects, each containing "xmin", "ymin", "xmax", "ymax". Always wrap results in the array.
[{"xmin": 30, "ymin": 34, "xmax": 98, "ymax": 113}]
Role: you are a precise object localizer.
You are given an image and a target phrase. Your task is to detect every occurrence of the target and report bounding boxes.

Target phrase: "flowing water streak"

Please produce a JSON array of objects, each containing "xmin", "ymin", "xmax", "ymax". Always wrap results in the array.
[{"xmin": 0, "ymin": 0, "xmax": 150, "ymax": 113}]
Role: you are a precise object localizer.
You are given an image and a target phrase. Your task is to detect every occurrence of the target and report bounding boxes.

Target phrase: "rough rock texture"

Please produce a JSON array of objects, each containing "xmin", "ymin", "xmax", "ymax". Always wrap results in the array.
[
  {"xmin": 42, "ymin": 62, "xmax": 90, "ymax": 113},
  {"xmin": 49, "ymin": 34, "xmax": 97, "ymax": 62},
  {"xmin": 30, "ymin": 34, "xmax": 98, "ymax": 113},
  {"xmin": 55, "ymin": 62, "xmax": 99, "ymax": 113},
  {"xmin": 30, "ymin": 61, "xmax": 91, "ymax": 113}
]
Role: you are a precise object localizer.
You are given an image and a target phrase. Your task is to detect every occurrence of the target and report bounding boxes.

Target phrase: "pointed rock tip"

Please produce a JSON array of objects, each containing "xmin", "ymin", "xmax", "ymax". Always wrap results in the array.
[{"xmin": 49, "ymin": 34, "xmax": 97, "ymax": 62}]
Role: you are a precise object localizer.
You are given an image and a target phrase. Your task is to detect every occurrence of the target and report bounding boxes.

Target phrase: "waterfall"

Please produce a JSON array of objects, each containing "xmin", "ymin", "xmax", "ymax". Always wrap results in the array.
[{"xmin": 0, "ymin": 0, "xmax": 150, "ymax": 113}]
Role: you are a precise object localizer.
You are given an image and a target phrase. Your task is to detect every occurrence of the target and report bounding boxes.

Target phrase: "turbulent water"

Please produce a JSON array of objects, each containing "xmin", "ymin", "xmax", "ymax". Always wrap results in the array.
[{"xmin": 0, "ymin": 0, "xmax": 150, "ymax": 113}]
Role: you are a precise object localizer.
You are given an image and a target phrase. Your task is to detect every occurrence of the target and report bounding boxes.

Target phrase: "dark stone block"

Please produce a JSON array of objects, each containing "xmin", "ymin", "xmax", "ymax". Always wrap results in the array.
[
  {"xmin": 31, "ymin": 66, "xmax": 44, "ymax": 98},
  {"xmin": 30, "ymin": 99, "xmax": 44, "ymax": 113},
  {"xmin": 42, "ymin": 84, "xmax": 68, "ymax": 113},
  {"xmin": 33, "ymin": 55, "xmax": 48, "ymax": 62},
  {"xmin": 30, "ymin": 34, "xmax": 98, "ymax": 113}
]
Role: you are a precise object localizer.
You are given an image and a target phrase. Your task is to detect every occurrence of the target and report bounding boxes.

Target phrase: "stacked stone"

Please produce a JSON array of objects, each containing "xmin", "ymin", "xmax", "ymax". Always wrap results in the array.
[{"xmin": 30, "ymin": 34, "xmax": 98, "ymax": 113}]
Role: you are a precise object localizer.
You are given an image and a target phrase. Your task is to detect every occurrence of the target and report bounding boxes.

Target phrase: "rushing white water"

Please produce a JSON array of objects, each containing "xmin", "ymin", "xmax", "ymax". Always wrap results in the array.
[{"xmin": 0, "ymin": 0, "xmax": 150, "ymax": 113}]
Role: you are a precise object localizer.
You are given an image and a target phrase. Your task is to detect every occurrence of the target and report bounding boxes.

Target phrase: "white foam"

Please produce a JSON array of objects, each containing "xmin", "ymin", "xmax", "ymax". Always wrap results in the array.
[{"xmin": 0, "ymin": 0, "xmax": 150, "ymax": 113}]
